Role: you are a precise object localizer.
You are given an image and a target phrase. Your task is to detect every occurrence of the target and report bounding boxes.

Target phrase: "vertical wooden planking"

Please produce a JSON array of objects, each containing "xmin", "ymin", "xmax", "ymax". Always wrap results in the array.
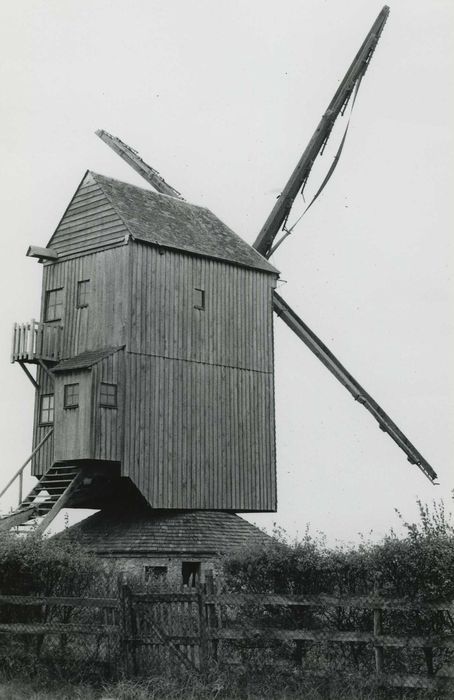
[
  {"xmin": 128, "ymin": 242, "xmax": 275, "ymax": 372},
  {"xmin": 39, "ymin": 248, "xmax": 128, "ymax": 362},
  {"xmin": 53, "ymin": 369, "xmax": 92, "ymax": 461},
  {"xmin": 119, "ymin": 240, "xmax": 277, "ymax": 510},
  {"xmin": 31, "ymin": 366, "xmax": 54, "ymax": 476},
  {"xmin": 123, "ymin": 356, "xmax": 276, "ymax": 510}
]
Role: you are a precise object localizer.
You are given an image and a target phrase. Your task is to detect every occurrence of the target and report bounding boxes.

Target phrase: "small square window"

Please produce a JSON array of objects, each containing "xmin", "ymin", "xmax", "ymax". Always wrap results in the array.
[
  {"xmin": 76, "ymin": 280, "xmax": 90, "ymax": 308},
  {"xmin": 144, "ymin": 565, "xmax": 168, "ymax": 582},
  {"xmin": 193, "ymin": 288, "xmax": 205, "ymax": 310},
  {"xmin": 64, "ymin": 383, "xmax": 79, "ymax": 408},
  {"xmin": 45, "ymin": 288, "xmax": 64, "ymax": 322},
  {"xmin": 39, "ymin": 394, "xmax": 54, "ymax": 425},
  {"xmin": 100, "ymin": 382, "xmax": 117, "ymax": 408}
]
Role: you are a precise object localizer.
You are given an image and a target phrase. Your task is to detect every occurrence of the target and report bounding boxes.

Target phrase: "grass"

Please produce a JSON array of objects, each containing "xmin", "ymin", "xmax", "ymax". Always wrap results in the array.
[{"xmin": 0, "ymin": 674, "xmax": 445, "ymax": 700}]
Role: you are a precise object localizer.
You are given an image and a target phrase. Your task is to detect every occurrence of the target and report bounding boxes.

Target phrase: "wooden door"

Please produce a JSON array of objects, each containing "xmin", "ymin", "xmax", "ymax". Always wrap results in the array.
[{"xmin": 54, "ymin": 370, "xmax": 92, "ymax": 461}]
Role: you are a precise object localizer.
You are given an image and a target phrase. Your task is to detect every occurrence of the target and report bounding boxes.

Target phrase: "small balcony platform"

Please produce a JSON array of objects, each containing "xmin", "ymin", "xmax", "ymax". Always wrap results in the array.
[{"xmin": 11, "ymin": 320, "xmax": 62, "ymax": 364}]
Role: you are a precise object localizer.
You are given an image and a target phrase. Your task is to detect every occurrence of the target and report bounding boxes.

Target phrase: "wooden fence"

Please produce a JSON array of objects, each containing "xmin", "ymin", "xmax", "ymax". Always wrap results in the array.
[{"xmin": 1, "ymin": 584, "xmax": 453, "ymax": 692}]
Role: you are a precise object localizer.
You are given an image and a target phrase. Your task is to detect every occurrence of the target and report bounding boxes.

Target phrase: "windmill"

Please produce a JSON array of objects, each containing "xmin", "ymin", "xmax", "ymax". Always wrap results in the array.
[{"xmin": 0, "ymin": 6, "xmax": 437, "ymax": 580}]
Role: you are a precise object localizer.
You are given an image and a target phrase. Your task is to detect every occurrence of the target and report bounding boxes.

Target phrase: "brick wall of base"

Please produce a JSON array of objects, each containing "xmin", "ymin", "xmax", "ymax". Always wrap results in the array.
[{"xmin": 94, "ymin": 552, "xmax": 223, "ymax": 587}]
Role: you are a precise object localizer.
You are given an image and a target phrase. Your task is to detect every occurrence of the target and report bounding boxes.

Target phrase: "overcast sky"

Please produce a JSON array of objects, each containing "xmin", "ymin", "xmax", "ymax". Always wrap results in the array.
[{"xmin": 0, "ymin": 0, "xmax": 452, "ymax": 543}]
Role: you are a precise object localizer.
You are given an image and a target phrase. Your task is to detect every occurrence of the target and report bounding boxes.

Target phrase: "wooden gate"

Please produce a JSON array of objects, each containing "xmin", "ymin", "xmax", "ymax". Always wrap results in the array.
[{"xmin": 120, "ymin": 586, "xmax": 209, "ymax": 674}]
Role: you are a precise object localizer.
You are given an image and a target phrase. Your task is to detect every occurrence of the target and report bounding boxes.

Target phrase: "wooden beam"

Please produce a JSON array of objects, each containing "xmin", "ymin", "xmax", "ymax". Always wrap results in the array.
[
  {"xmin": 213, "ymin": 628, "xmax": 454, "ymax": 648},
  {"xmin": 0, "ymin": 594, "xmax": 119, "ymax": 608},
  {"xmin": 34, "ymin": 471, "xmax": 83, "ymax": 535},
  {"xmin": 26, "ymin": 246, "xmax": 58, "ymax": 261},
  {"xmin": 96, "ymin": 130, "xmax": 184, "ymax": 199},
  {"xmin": 37, "ymin": 358, "xmax": 55, "ymax": 383},
  {"xmin": 18, "ymin": 361, "xmax": 39, "ymax": 389},
  {"xmin": 0, "ymin": 429, "xmax": 53, "ymax": 500},
  {"xmin": 0, "ymin": 623, "xmax": 117, "ymax": 635},
  {"xmin": 253, "ymin": 6, "xmax": 390, "ymax": 257},
  {"xmin": 0, "ymin": 506, "xmax": 37, "ymax": 532},
  {"xmin": 273, "ymin": 292, "xmax": 438, "ymax": 484}
]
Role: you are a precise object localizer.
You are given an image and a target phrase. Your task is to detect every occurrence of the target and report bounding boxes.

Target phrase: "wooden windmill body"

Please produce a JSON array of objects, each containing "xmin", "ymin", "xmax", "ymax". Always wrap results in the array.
[
  {"xmin": 0, "ymin": 6, "xmax": 438, "ymax": 582},
  {"xmin": 29, "ymin": 171, "xmax": 278, "ymax": 513}
]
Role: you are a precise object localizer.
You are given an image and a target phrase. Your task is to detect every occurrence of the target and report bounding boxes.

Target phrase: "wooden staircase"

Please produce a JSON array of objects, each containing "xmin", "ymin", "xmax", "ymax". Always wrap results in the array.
[{"xmin": 0, "ymin": 465, "xmax": 82, "ymax": 534}]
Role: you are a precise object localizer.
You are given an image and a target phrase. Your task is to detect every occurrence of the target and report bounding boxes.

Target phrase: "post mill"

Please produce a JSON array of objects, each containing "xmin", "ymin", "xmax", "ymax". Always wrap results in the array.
[{"xmin": 0, "ymin": 6, "xmax": 438, "ymax": 584}]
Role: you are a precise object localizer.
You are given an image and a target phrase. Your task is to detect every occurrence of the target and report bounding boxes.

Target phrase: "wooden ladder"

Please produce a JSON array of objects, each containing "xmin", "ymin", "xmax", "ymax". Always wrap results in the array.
[{"xmin": 0, "ymin": 465, "xmax": 82, "ymax": 534}]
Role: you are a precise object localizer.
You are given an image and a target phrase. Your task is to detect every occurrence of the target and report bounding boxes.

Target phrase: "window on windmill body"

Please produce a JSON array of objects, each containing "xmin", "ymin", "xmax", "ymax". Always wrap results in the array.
[
  {"xmin": 64, "ymin": 383, "xmax": 79, "ymax": 409},
  {"xmin": 100, "ymin": 382, "xmax": 117, "ymax": 408},
  {"xmin": 76, "ymin": 279, "xmax": 90, "ymax": 308},
  {"xmin": 193, "ymin": 288, "xmax": 205, "ymax": 310},
  {"xmin": 39, "ymin": 394, "xmax": 54, "ymax": 425},
  {"xmin": 44, "ymin": 288, "xmax": 64, "ymax": 322}
]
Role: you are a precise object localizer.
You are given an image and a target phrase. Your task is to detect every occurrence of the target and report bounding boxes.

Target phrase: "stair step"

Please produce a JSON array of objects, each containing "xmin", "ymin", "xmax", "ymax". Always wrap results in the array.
[
  {"xmin": 49, "ymin": 467, "xmax": 79, "ymax": 473},
  {"xmin": 39, "ymin": 482, "xmax": 73, "ymax": 489},
  {"xmin": 44, "ymin": 475, "xmax": 77, "ymax": 482},
  {"xmin": 36, "ymin": 504, "xmax": 53, "ymax": 513},
  {"xmin": 22, "ymin": 494, "xmax": 58, "ymax": 505},
  {"xmin": 48, "ymin": 476, "xmax": 77, "ymax": 481},
  {"xmin": 11, "ymin": 466, "xmax": 81, "ymax": 527},
  {"xmin": 47, "ymin": 467, "xmax": 79, "ymax": 473},
  {"xmin": 36, "ymin": 484, "xmax": 71, "ymax": 491},
  {"xmin": 22, "ymin": 488, "xmax": 66, "ymax": 500}
]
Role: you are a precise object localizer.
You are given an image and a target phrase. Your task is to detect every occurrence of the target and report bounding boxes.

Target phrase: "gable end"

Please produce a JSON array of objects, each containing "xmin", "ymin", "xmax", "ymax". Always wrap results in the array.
[{"xmin": 47, "ymin": 172, "xmax": 129, "ymax": 258}]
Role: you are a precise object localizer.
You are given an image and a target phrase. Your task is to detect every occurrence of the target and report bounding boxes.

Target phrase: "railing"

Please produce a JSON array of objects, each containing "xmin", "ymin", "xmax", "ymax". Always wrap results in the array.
[
  {"xmin": 0, "ymin": 429, "xmax": 53, "ymax": 506},
  {"xmin": 11, "ymin": 319, "xmax": 62, "ymax": 364}
]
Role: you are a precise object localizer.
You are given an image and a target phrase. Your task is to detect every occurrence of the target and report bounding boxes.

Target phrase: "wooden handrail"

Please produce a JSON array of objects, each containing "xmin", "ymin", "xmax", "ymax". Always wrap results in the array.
[
  {"xmin": 0, "ymin": 429, "xmax": 54, "ymax": 504},
  {"xmin": 11, "ymin": 320, "xmax": 62, "ymax": 364}
]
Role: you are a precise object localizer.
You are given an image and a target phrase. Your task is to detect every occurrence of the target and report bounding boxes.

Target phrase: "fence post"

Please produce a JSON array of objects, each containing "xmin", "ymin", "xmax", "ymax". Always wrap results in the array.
[
  {"xmin": 119, "ymin": 582, "xmax": 135, "ymax": 677},
  {"xmin": 373, "ymin": 576, "xmax": 384, "ymax": 676},
  {"xmin": 205, "ymin": 571, "xmax": 219, "ymax": 662},
  {"xmin": 197, "ymin": 583, "xmax": 209, "ymax": 674}
]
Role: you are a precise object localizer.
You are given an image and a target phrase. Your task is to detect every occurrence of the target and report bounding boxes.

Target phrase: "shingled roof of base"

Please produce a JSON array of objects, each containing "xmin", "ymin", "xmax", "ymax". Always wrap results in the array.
[
  {"xmin": 60, "ymin": 508, "xmax": 273, "ymax": 555},
  {"xmin": 91, "ymin": 172, "xmax": 278, "ymax": 275}
]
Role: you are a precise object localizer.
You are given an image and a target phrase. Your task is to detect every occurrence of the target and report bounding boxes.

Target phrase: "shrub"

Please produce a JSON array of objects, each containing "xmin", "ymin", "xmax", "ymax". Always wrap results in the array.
[
  {"xmin": 222, "ymin": 500, "xmax": 454, "ymax": 680},
  {"xmin": 0, "ymin": 531, "xmax": 110, "ymax": 597},
  {"xmin": 224, "ymin": 500, "xmax": 454, "ymax": 600}
]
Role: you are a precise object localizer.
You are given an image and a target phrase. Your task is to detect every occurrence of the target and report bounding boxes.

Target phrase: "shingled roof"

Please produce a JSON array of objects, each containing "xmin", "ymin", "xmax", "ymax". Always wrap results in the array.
[
  {"xmin": 61, "ymin": 508, "xmax": 272, "ymax": 555},
  {"xmin": 53, "ymin": 346, "xmax": 124, "ymax": 373},
  {"xmin": 90, "ymin": 172, "xmax": 278, "ymax": 274}
]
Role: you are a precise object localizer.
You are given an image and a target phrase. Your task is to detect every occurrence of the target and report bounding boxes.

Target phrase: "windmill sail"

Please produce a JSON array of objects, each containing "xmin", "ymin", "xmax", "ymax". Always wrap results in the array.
[
  {"xmin": 273, "ymin": 293, "xmax": 437, "ymax": 483},
  {"xmin": 253, "ymin": 6, "xmax": 390, "ymax": 258},
  {"xmin": 96, "ymin": 130, "xmax": 184, "ymax": 199}
]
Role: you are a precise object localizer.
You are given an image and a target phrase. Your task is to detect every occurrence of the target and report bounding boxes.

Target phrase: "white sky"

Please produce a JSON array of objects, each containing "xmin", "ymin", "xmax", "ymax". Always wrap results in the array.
[{"xmin": 0, "ymin": 0, "xmax": 452, "ymax": 543}]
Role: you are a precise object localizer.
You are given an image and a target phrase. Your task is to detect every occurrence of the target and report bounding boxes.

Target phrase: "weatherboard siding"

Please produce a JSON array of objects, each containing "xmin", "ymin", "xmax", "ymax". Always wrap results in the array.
[
  {"xmin": 123, "ymin": 353, "xmax": 276, "ymax": 511},
  {"xmin": 48, "ymin": 174, "xmax": 128, "ymax": 258}
]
